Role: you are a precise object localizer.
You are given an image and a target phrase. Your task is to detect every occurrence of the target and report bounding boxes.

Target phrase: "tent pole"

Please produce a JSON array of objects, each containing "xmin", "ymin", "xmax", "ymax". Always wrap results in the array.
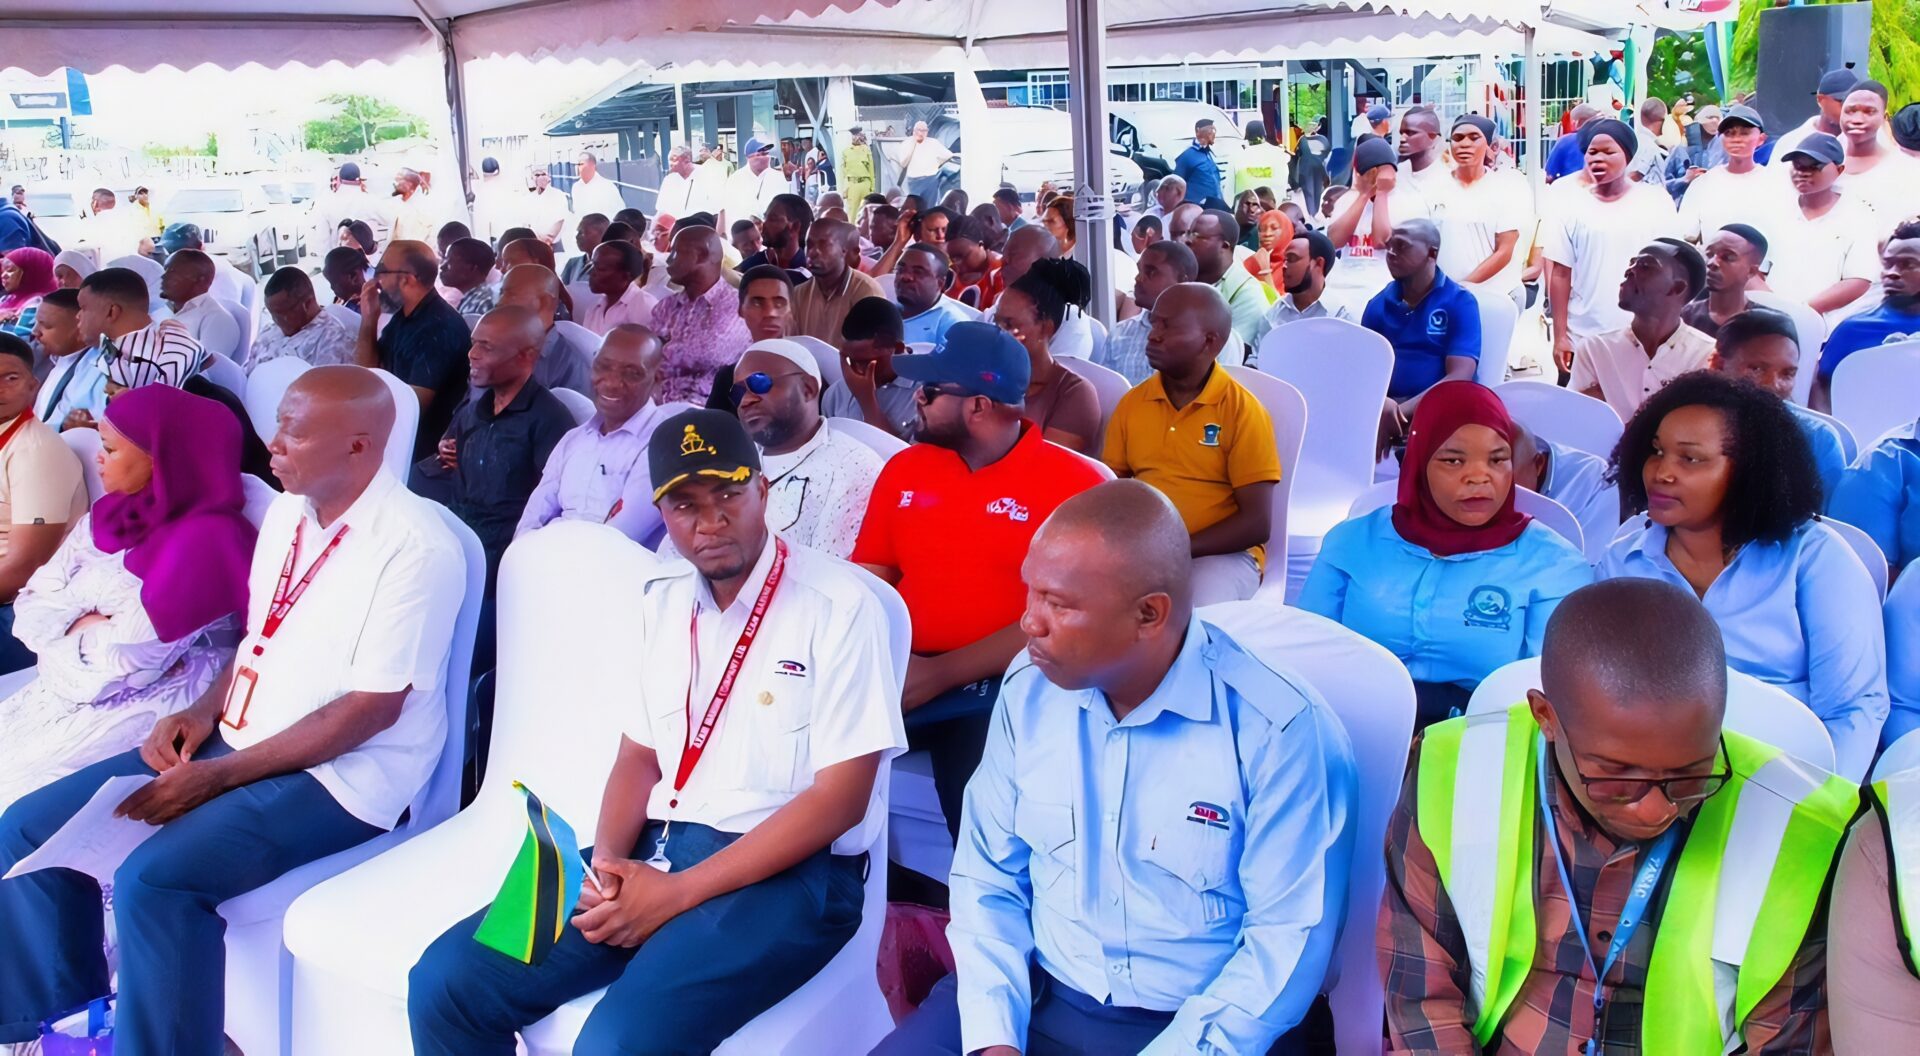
[
  {"xmin": 1064, "ymin": 0, "xmax": 1114, "ymax": 327},
  {"xmin": 436, "ymin": 19, "xmax": 474, "ymax": 222},
  {"xmin": 1523, "ymin": 23, "xmax": 1543, "ymax": 194}
]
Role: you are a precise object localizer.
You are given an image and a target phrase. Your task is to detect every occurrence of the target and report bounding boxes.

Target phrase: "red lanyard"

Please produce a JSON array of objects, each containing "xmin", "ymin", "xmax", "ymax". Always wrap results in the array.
[
  {"xmin": 260, "ymin": 522, "xmax": 350, "ymax": 645},
  {"xmin": 0, "ymin": 411, "xmax": 35, "ymax": 455},
  {"xmin": 669, "ymin": 537, "xmax": 787, "ymax": 808}
]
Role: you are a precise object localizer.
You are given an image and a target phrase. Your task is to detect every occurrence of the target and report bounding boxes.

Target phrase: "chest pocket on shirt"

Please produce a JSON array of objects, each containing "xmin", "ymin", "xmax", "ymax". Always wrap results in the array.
[
  {"xmin": 1142, "ymin": 807, "xmax": 1239, "ymax": 926},
  {"xmin": 741, "ymin": 676, "xmax": 812, "ymax": 793},
  {"xmin": 1014, "ymin": 799, "xmax": 1076, "ymax": 891}
]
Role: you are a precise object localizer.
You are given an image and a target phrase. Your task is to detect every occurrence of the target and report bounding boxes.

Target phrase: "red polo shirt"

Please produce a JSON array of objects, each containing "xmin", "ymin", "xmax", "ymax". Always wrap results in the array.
[{"xmin": 852, "ymin": 424, "xmax": 1106, "ymax": 654}]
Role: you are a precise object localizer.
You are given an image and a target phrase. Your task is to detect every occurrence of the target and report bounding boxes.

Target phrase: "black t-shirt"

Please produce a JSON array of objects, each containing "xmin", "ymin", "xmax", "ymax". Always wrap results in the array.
[
  {"xmin": 378, "ymin": 292, "xmax": 472, "ymax": 461},
  {"xmin": 1680, "ymin": 296, "xmax": 1743, "ymax": 340}
]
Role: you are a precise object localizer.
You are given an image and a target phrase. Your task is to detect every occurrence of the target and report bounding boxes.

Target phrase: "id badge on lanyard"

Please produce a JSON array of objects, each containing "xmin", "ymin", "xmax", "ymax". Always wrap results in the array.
[{"xmin": 225, "ymin": 522, "xmax": 350, "ymax": 731}]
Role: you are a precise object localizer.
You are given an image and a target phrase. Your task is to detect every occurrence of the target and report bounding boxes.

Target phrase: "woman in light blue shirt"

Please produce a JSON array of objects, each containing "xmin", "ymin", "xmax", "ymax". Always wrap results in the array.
[
  {"xmin": 1300, "ymin": 381, "xmax": 1591, "ymax": 727},
  {"xmin": 1600, "ymin": 370, "xmax": 1887, "ymax": 779}
]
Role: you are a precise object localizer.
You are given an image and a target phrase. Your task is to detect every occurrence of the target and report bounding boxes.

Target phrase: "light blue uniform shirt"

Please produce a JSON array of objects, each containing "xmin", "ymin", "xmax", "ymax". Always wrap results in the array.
[
  {"xmin": 1298, "ymin": 507, "xmax": 1593, "ymax": 689},
  {"xmin": 1830, "ymin": 419, "xmax": 1920, "ymax": 573},
  {"xmin": 1786, "ymin": 401, "xmax": 1849, "ymax": 512},
  {"xmin": 1539, "ymin": 439, "xmax": 1619, "ymax": 564},
  {"xmin": 949, "ymin": 617, "xmax": 1357, "ymax": 1056},
  {"xmin": 1884, "ymin": 567, "xmax": 1920, "ymax": 750},
  {"xmin": 900, "ymin": 298, "xmax": 973, "ymax": 349},
  {"xmin": 1600, "ymin": 518, "xmax": 1888, "ymax": 779},
  {"xmin": 33, "ymin": 345, "xmax": 110, "ymax": 431}
]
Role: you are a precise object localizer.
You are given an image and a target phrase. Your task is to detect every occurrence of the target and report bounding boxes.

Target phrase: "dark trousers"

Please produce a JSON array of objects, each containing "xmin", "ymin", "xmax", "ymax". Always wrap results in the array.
[
  {"xmin": 0, "ymin": 603, "xmax": 35, "ymax": 676},
  {"xmin": 1412, "ymin": 680, "xmax": 1473, "ymax": 732},
  {"xmin": 408, "ymin": 821, "xmax": 864, "ymax": 1056},
  {"xmin": 872, "ymin": 970, "xmax": 1322, "ymax": 1056},
  {"xmin": 905, "ymin": 677, "xmax": 1002, "ymax": 843},
  {"xmin": 0, "ymin": 740, "xmax": 380, "ymax": 1052}
]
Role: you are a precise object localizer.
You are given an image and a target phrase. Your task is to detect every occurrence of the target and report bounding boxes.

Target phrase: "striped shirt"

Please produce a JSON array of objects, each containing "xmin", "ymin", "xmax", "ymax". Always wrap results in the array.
[
  {"xmin": 1379, "ymin": 738, "xmax": 1827, "ymax": 1055},
  {"xmin": 102, "ymin": 321, "xmax": 205, "ymax": 390}
]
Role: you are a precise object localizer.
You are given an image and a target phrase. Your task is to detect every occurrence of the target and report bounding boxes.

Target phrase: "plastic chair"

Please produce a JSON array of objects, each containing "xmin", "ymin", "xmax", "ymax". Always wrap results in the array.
[
  {"xmin": 1831, "ymin": 339, "xmax": 1920, "ymax": 456},
  {"xmin": 1801, "ymin": 404, "xmax": 1859, "ymax": 464},
  {"xmin": 1058, "ymin": 354, "xmax": 1131, "ymax": 451},
  {"xmin": 60, "ymin": 428, "xmax": 103, "ymax": 505},
  {"xmin": 874, "ymin": 272, "xmax": 896, "ymax": 299},
  {"xmin": 828, "ymin": 416, "xmax": 908, "ymax": 460},
  {"xmin": 371, "ymin": 368, "xmax": 422, "ymax": 481},
  {"xmin": 1087, "ymin": 316, "xmax": 1109, "ymax": 365},
  {"xmin": 199, "ymin": 352, "xmax": 248, "ymax": 400},
  {"xmin": 1493, "ymin": 379, "xmax": 1625, "ymax": 461},
  {"xmin": 888, "ymin": 750, "xmax": 952, "ymax": 881},
  {"xmin": 286, "ymin": 525, "xmax": 660, "ymax": 1053},
  {"xmin": 218, "ymin": 297, "xmax": 255, "ymax": 368},
  {"xmin": 550, "ymin": 387, "xmax": 596, "ymax": 427},
  {"xmin": 1254, "ymin": 317, "xmax": 1394, "ymax": 600},
  {"xmin": 1226, "ymin": 366, "xmax": 1307, "ymax": 601},
  {"xmin": 1198, "ymin": 600, "xmax": 1415, "ymax": 1056},
  {"xmin": 240, "ymin": 475, "xmax": 279, "ymax": 529},
  {"xmin": 1347, "ymin": 480, "xmax": 1585, "ymax": 554},
  {"xmin": 1822, "ymin": 517, "xmax": 1890, "ymax": 602},
  {"xmin": 525, "ymin": 570, "xmax": 912, "ymax": 1056},
  {"xmin": 1469, "ymin": 283, "xmax": 1517, "ymax": 387},
  {"xmin": 106, "ymin": 254, "xmax": 163, "ymax": 298},
  {"xmin": 1467, "ymin": 657, "xmax": 1837, "ymax": 772},
  {"xmin": 1873, "ymin": 728, "xmax": 1920, "ymax": 782},
  {"xmin": 788, "ymin": 334, "xmax": 845, "ymax": 389},
  {"xmin": 223, "ymin": 505, "xmax": 484, "ymax": 1056},
  {"xmin": 320, "ymin": 304, "xmax": 359, "ymax": 331},
  {"xmin": 243, "ymin": 356, "xmax": 311, "ymax": 441},
  {"xmin": 1747, "ymin": 290, "xmax": 1825, "ymax": 406}
]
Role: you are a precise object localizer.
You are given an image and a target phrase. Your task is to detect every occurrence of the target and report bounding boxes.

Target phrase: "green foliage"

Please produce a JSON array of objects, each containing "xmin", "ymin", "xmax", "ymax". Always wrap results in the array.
[
  {"xmin": 1730, "ymin": 0, "xmax": 1920, "ymax": 103},
  {"xmin": 1648, "ymin": 30, "xmax": 1722, "ymax": 106},
  {"xmin": 302, "ymin": 93, "xmax": 428, "ymax": 155}
]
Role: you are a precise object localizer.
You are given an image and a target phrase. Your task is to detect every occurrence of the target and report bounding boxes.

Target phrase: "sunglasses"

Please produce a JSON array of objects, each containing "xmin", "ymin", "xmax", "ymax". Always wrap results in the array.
[
  {"xmin": 917, "ymin": 382, "xmax": 976, "ymax": 403},
  {"xmin": 728, "ymin": 370, "xmax": 806, "ymax": 405}
]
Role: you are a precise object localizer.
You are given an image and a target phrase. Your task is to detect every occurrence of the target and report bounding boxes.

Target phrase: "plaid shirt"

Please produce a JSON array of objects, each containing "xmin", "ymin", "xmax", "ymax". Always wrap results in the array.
[{"xmin": 1379, "ymin": 738, "xmax": 1828, "ymax": 1055}]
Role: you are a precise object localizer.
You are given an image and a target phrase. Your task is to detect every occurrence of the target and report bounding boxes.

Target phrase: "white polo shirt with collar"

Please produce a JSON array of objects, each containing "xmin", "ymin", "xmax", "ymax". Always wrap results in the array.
[
  {"xmin": 515, "ymin": 399, "xmax": 692, "ymax": 547},
  {"xmin": 625, "ymin": 535, "xmax": 907, "ymax": 856},
  {"xmin": 170, "ymin": 292, "xmax": 242, "ymax": 362},
  {"xmin": 231, "ymin": 469, "xmax": 466, "ymax": 828}
]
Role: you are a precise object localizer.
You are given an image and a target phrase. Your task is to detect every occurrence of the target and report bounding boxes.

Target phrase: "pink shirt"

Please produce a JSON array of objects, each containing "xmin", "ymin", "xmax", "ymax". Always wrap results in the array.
[
  {"xmin": 582, "ymin": 283, "xmax": 660, "ymax": 337},
  {"xmin": 649, "ymin": 278, "xmax": 749, "ymax": 404}
]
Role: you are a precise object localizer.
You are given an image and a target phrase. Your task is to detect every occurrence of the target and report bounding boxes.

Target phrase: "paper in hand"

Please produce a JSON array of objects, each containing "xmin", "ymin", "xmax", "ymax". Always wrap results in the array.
[{"xmin": 3, "ymin": 775, "xmax": 161, "ymax": 884}]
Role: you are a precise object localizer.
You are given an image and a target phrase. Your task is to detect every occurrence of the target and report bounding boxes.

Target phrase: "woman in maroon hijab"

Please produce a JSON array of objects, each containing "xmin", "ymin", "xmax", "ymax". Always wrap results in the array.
[
  {"xmin": 0, "ymin": 385, "xmax": 255, "ymax": 809},
  {"xmin": 1299, "ymin": 380, "xmax": 1592, "ymax": 727}
]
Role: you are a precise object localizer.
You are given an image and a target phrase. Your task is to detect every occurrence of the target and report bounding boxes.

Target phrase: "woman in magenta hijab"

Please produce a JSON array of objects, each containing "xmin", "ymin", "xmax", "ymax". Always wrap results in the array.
[
  {"xmin": 0, "ymin": 385, "xmax": 256, "ymax": 810},
  {"xmin": 1299, "ymin": 380, "xmax": 1592, "ymax": 727},
  {"xmin": 0, "ymin": 247, "xmax": 58, "ymax": 337}
]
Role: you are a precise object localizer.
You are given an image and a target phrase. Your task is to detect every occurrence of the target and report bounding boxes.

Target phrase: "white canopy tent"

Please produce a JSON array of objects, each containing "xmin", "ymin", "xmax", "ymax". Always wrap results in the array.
[{"xmin": 5, "ymin": 0, "xmax": 1567, "ymax": 322}]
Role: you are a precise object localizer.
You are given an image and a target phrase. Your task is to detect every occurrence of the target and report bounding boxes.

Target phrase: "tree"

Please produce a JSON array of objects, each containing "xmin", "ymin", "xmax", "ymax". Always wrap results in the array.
[
  {"xmin": 1731, "ymin": 0, "xmax": 1920, "ymax": 103},
  {"xmin": 302, "ymin": 94, "xmax": 428, "ymax": 155},
  {"xmin": 1648, "ymin": 30, "xmax": 1722, "ymax": 107}
]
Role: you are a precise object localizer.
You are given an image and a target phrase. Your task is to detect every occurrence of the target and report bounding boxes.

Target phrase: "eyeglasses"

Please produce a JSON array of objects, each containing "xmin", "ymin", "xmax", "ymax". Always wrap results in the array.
[
  {"xmin": 916, "ymin": 382, "xmax": 975, "ymax": 403},
  {"xmin": 372, "ymin": 268, "xmax": 411, "ymax": 278},
  {"xmin": 1557, "ymin": 729, "xmax": 1730, "ymax": 806},
  {"xmin": 728, "ymin": 370, "xmax": 806, "ymax": 405}
]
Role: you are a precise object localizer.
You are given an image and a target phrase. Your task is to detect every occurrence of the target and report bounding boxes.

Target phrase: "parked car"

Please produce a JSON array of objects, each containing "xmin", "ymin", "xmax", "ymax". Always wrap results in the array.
[
  {"xmin": 156, "ymin": 179, "xmax": 282, "ymax": 277},
  {"xmin": 1109, "ymin": 102, "xmax": 1244, "ymax": 183},
  {"xmin": 872, "ymin": 108, "xmax": 1142, "ymax": 210},
  {"xmin": 257, "ymin": 179, "xmax": 309, "ymax": 266}
]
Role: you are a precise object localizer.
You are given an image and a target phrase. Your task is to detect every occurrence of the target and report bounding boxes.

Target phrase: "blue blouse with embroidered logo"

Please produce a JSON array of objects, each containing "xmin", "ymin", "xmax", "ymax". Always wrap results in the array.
[
  {"xmin": 1298, "ymin": 506, "xmax": 1593, "ymax": 689},
  {"xmin": 1599, "ymin": 517, "xmax": 1887, "ymax": 780}
]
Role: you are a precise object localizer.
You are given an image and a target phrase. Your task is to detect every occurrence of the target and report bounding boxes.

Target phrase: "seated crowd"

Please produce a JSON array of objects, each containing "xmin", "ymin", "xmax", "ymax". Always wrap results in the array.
[{"xmin": 1, "ymin": 83, "xmax": 1920, "ymax": 1053}]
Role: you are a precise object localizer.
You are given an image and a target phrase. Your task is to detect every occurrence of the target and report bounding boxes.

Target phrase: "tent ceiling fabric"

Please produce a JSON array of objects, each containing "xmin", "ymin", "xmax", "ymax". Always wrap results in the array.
[{"xmin": 5, "ymin": 0, "xmax": 1546, "ymax": 75}]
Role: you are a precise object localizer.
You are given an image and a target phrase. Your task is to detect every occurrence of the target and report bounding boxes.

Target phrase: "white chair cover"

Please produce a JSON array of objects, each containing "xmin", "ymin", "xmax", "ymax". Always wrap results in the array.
[
  {"xmin": 240, "ymin": 475, "xmax": 279, "ymax": 530},
  {"xmin": 1800, "ymin": 404, "xmax": 1859, "ymax": 464},
  {"xmin": 1225, "ymin": 366, "xmax": 1306, "ymax": 599},
  {"xmin": 217, "ymin": 297, "xmax": 254, "ymax": 368},
  {"xmin": 828, "ymin": 416, "xmax": 909, "ymax": 460},
  {"xmin": 1467, "ymin": 657, "xmax": 1836, "ymax": 772},
  {"xmin": 199, "ymin": 353, "xmax": 248, "ymax": 401},
  {"xmin": 60, "ymin": 428, "xmax": 104, "ymax": 505},
  {"xmin": 319, "ymin": 303, "xmax": 359, "ymax": 331},
  {"xmin": 550, "ymin": 387, "xmax": 596, "ymax": 427},
  {"xmin": 1469, "ymin": 283, "xmax": 1518, "ymax": 388},
  {"xmin": 371, "ymin": 368, "xmax": 422, "ymax": 481},
  {"xmin": 1831, "ymin": 338, "xmax": 1920, "ymax": 454},
  {"xmin": 1874, "ymin": 729, "xmax": 1920, "ymax": 782},
  {"xmin": 1822, "ymin": 517, "xmax": 1889, "ymax": 602},
  {"xmin": 874, "ymin": 273, "xmax": 897, "ymax": 299},
  {"xmin": 242, "ymin": 356, "xmax": 311, "ymax": 442},
  {"xmin": 788, "ymin": 334, "xmax": 845, "ymax": 389},
  {"xmin": 1198, "ymin": 601, "xmax": 1416, "ymax": 1056},
  {"xmin": 1058, "ymin": 354, "xmax": 1130, "ymax": 452},
  {"xmin": 1347, "ymin": 480, "xmax": 1585, "ymax": 555},
  {"xmin": 1493, "ymin": 379, "xmax": 1625, "ymax": 461},
  {"xmin": 225, "ymin": 505, "xmax": 484, "ymax": 1055}
]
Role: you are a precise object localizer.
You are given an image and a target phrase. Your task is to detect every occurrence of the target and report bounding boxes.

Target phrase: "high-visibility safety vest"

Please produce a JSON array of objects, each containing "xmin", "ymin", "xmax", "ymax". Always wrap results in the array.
[
  {"xmin": 1867, "ymin": 769, "xmax": 1920, "ymax": 979},
  {"xmin": 1416, "ymin": 704, "xmax": 1855, "ymax": 1053}
]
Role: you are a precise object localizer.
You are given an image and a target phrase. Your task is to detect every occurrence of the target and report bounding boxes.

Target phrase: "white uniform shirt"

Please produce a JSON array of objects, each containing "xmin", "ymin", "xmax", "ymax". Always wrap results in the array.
[
  {"xmin": 230, "ymin": 470, "xmax": 465, "ymax": 828},
  {"xmin": 760, "ymin": 420, "xmax": 884, "ymax": 560},
  {"xmin": 1567, "ymin": 322, "xmax": 1716, "ymax": 421},
  {"xmin": 902, "ymin": 139, "xmax": 956, "ymax": 180},
  {"xmin": 1433, "ymin": 167, "xmax": 1532, "ymax": 295},
  {"xmin": 655, "ymin": 170, "xmax": 713, "ymax": 218},
  {"xmin": 523, "ymin": 187, "xmax": 572, "ymax": 242},
  {"xmin": 723, "ymin": 165, "xmax": 788, "ymax": 224},
  {"xmin": 471, "ymin": 176, "xmax": 517, "ymax": 242},
  {"xmin": 1676, "ymin": 164, "xmax": 1797, "ymax": 244},
  {"xmin": 1767, "ymin": 195, "xmax": 1883, "ymax": 320},
  {"xmin": 1836, "ymin": 152, "xmax": 1920, "ymax": 223},
  {"xmin": 515, "ymin": 401, "xmax": 691, "ymax": 547},
  {"xmin": 1540, "ymin": 181, "xmax": 1679, "ymax": 340},
  {"xmin": 569, "ymin": 173, "xmax": 628, "ymax": 221},
  {"xmin": 169, "ymin": 293, "xmax": 242, "ymax": 361},
  {"xmin": 624, "ymin": 536, "xmax": 908, "ymax": 855}
]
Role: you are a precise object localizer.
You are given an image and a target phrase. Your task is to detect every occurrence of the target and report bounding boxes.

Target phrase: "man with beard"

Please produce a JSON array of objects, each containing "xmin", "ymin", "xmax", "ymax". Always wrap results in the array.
[
  {"xmin": 739, "ymin": 193, "xmax": 810, "ymax": 279},
  {"xmin": 726, "ymin": 339, "xmax": 881, "ymax": 559},
  {"xmin": 1816, "ymin": 219, "xmax": 1920, "ymax": 412},
  {"xmin": 852, "ymin": 322, "xmax": 1107, "ymax": 841},
  {"xmin": 1252, "ymin": 230, "xmax": 1355, "ymax": 346},
  {"xmin": 353, "ymin": 240, "xmax": 472, "ymax": 461}
]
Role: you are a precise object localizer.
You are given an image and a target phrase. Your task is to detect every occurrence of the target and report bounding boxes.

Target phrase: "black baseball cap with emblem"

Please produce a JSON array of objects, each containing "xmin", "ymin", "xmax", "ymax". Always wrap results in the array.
[{"xmin": 650, "ymin": 408, "xmax": 762, "ymax": 502}]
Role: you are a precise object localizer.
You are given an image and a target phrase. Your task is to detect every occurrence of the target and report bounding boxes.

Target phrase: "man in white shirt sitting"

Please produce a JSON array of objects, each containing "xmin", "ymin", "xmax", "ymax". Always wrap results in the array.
[
  {"xmin": 516, "ymin": 324, "xmax": 686, "ymax": 547},
  {"xmin": 580, "ymin": 241, "xmax": 658, "ymax": 337},
  {"xmin": 156, "ymin": 248, "xmax": 242, "ymax": 362},
  {"xmin": 0, "ymin": 365, "xmax": 465, "ymax": 1053},
  {"xmin": 159, "ymin": 223, "xmax": 251, "ymax": 307},
  {"xmin": 1569, "ymin": 238, "xmax": 1716, "ymax": 421},
  {"xmin": 408, "ymin": 407, "xmax": 906, "ymax": 1055},
  {"xmin": 729, "ymin": 339, "xmax": 882, "ymax": 559},
  {"xmin": 251, "ymin": 267, "xmax": 356, "ymax": 372}
]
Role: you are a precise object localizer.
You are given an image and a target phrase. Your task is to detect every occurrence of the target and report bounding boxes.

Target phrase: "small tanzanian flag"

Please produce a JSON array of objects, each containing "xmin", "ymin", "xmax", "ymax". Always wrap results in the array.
[{"xmin": 473, "ymin": 782, "xmax": 585, "ymax": 965}]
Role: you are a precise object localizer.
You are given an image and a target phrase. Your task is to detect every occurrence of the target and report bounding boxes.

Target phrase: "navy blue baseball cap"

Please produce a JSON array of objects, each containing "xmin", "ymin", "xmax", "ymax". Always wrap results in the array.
[
  {"xmin": 1783, "ymin": 132, "xmax": 1845, "ymax": 166},
  {"xmin": 1367, "ymin": 104, "xmax": 1393, "ymax": 123},
  {"xmin": 890, "ymin": 321, "xmax": 1030, "ymax": 405}
]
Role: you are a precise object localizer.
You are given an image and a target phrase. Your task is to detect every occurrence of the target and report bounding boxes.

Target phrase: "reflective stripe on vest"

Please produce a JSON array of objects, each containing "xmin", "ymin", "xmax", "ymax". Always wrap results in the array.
[
  {"xmin": 1869, "ymin": 771, "xmax": 1920, "ymax": 979},
  {"xmin": 1417, "ymin": 703, "xmax": 1855, "ymax": 1053}
]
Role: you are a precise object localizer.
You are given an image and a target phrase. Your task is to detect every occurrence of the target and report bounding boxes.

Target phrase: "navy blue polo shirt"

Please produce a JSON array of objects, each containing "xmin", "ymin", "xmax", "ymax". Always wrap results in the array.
[{"xmin": 1362, "ymin": 271, "xmax": 1483, "ymax": 400}]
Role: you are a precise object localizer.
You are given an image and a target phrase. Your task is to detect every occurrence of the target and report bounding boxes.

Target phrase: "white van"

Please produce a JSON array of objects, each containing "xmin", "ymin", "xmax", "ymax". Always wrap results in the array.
[{"xmin": 1108, "ymin": 102, "xmax": 1244, "ymax": 182}]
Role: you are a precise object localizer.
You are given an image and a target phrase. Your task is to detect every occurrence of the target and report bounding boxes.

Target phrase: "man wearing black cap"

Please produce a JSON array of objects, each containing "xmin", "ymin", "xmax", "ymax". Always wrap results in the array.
[
  {"xmin": 1568, "ymin": 238, "xmax": 1714, "ymax": 420},
  {"xmin": 1678, "ymin": 104, "xmax": 1790, "ymax": 244},
  {"xmin": 317, "ymin": 161, "xmax": 389, "ymax": 246},
  {"xmin": 1174, "ymin": 119, "xmax": 1227, "ymax": 210},
  {"xmin": 407, "ymin": 407, "xmax": 907, "ymax": 1055},
  {"xmin": 722, "ymin": 137, "xmax": 788, "ymax": 232},
  {"xmin": 1769, "ymin": 132, "xmax": 1878, "ymax": 318},
  {"xmin": 1327, "ymin": 135, "xmax": 1432, "ymax": 293},
  {"xmin": 851, "ymin": 322, "xmax": 1107, "ymax": 841},
  {"xmin": 1681, "ymin": 224, "xmax": 1767, "ymax": 338},
  {"xmin": 1771, "ymin": 69, "xmax": 1859, "ymax": 161}
]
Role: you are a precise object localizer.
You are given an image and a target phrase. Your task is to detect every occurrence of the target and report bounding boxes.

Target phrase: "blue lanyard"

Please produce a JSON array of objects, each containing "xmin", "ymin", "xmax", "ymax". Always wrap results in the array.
[{"xmin": 1535, "ymin": 734, "xmax": 1680, "ymax": 1056}]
